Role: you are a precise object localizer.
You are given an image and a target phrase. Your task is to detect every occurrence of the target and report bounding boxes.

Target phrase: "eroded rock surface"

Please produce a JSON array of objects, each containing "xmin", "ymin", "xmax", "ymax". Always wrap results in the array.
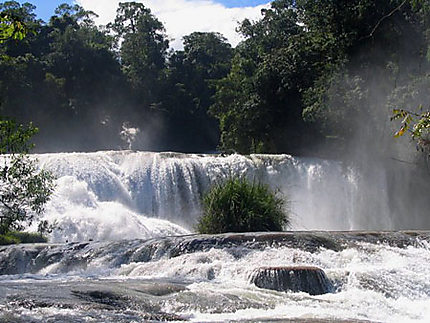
[{"xmin": 250, "ymin": 266, "xmax": 334, "ymax": 295}]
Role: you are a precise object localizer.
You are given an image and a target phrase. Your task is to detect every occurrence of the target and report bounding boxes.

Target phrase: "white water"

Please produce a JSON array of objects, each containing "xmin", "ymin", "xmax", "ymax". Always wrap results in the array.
[
  {"xmin": 1, "ymin": 150, "xmax": 428, "ymax": 322},
  {"xmin": 143, "ymin": 243, "xmax": 429, "ymax": 322},
  {"xmin": 1, "ymin": 235, "xmax": 430, "ymax": 322},
  {"xmin": 32, "ymin": 150, "xmax": 396, "ymax": 242}
]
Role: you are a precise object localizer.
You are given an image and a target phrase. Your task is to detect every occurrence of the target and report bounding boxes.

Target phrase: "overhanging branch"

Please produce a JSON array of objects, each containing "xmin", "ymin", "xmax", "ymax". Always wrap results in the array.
[{"xmin": 361, "ymin": 0, "xmax": 408, "ymax": 40}]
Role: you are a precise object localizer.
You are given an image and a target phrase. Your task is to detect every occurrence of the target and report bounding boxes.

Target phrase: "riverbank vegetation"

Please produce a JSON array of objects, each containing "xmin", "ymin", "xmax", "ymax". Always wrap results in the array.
[
  {"xmin": 1, "ymin": 6, "xmax": 55, "ymax": 244},
  {"xmin": 0, "ymin": 231, "xmax": 47, "ymax": 245},
  {"xmin": 197, "ymin": 177, "xmax": 289, "ymax": 234},
  {"xmin": 0, "ymin": 118, "xmax": 55, "ymax": 242}
]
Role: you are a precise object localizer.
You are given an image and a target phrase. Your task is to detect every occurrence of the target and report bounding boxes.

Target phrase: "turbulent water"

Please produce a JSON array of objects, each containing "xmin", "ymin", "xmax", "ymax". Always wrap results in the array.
[
  {"xmin": 1, "ymin": 232, "xmax": 430, "ymax": 322},
  {"xmin": 1, "ymin": 151, "xmax": 430, "ymax": 322},
  {"xmin": 31, "ymin": 150, "xmax": 405, "ymax": 242}
]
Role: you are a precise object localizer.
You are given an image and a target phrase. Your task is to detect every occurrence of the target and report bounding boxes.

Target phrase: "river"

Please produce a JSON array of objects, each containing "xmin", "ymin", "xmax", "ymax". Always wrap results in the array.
[{"xmin": 0, "ymin": 151, "xmax": 429, "ymax": 322}]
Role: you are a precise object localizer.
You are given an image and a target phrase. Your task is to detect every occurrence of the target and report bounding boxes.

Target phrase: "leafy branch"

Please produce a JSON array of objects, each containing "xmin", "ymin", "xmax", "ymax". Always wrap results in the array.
[
  {"xmin": 0, "ymin": 12, "xmax": 30, "ymax": 43},
  {"xmin": 391, "ymin": 107, "xmax": 430, "ymax": 150}
]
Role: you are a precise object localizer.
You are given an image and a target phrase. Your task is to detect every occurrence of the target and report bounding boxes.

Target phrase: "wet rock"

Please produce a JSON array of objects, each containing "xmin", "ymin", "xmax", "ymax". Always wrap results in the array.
[
  {"xmin": 250, "ymin": 266, "xmax": 334, "ymax": 295},
  {"xmin": 131, "ymin": 281, "xmax": 187, "ymax": 296},
  {"xmin": 0, "ymin": 245, "xmax": 45, "ymax": 275},
  {"xmin": 71, "ymin": 290, "xmax": 126, "ymax": 307},
  {"xmin": 1, "ymin": 231, "xmax": 429, "ymax": 276}
]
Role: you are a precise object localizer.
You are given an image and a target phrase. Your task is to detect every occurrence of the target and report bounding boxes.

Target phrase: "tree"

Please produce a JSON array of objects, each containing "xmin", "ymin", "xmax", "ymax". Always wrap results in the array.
[
  {"xmin": 0, "ymin": 2, "xmax": 128, "ymax": 152},
  {"xmin": 0, "ymin": 119, "xmax": 55, "ymax": 235},
  {"xmin": 0, "ymin": 4, "xmax": 55, "ymax": 235},
  {"xmin": 300, "ymin": 0, "xmax": 430, "ymax": 156},
  {"xmin": 0, "ymin": 1, "xmax": 35, "ymax": 43},
  {"xmin": 0, "ymin": 7, "xmax": 28, "ymax": 42},
  {"xmin": 392, "ymin": 108, "xmax": 430, "ymax": 146},
  {"xmin": 161, "ymin": 32, "xmax": 233, "ymax": 151},
  {"xmin": 43, "ymin": 4, "xmax": 126, "ymax": 150},
  {"xmin": 109, "ymin": 2, "xmax": 169, "ymax": 104},
  {"xmin": 209, "ymin": 0, "xmax": 430, "ymax": 156},
  {"xmin": 211, "ymin": 0, "xmax": 318, "ymax": 154}
]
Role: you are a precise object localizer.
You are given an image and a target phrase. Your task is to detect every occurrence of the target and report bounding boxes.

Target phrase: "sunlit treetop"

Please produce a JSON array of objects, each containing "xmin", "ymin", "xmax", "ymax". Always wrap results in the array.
[{"xmin": 0, "ymin": 12, "xmax": 28, "ymax": 42}]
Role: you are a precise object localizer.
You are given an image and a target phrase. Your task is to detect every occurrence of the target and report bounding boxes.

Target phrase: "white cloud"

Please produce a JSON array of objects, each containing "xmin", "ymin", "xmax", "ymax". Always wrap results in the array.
[{"xmin": 75, "ymin": 0, "xmax": 270, "ymax": 49}]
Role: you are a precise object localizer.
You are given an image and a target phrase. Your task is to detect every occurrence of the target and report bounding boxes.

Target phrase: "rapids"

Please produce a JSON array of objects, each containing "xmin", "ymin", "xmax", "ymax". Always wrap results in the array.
[{"xmin": 1, "ymin": 232, "xmax": 430, "ymax": 322}]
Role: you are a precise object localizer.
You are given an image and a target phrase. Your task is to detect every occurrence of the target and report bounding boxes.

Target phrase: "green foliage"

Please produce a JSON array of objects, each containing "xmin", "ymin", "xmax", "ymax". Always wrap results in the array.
[
  {"xmin": 303, "ymin": 71, "xmax": 370, "ymax": 143},
  {"xmin": 0, "ymin": 154, "xmax": 55, "ymax": 234},
  {"xmin": 0, "ymin": 232, "xmax": 18, "ymax": 244},
  {"xmin": 196, "ymin": 177, "xmax": 289, "ymax": 234},
  {"xmin": 0, "ymin": 12, "xmax": 26, "ymax": 42},
  {"xmin": 0, "ymin": 231, "xmax": 47, "ymax": 245},
  {"xmin": 0, "ymin": 2, "xmax": 128, "ymax": 151},
  {"xmin": 210, "ymin": 0, "xmax": 430, "ymax": 156},
  {"xmin": 0, "ymin": 118, "xmax": 38, "ymax": 153},
  {"xmin": 210, "ymin": 52, "xmax": 273, "ymax": 154},
  {"xmin": 1, "ymin": 0, "xmax": 430, "ymax": 157},
  {"xmin": 162, "ymin": 32, "xmax": 233, "ymax": 151},
  {"xmin": 389, "ymin": 75, "xmax": 430, "ymax": 155},
  {"xmin": 211, "ymin": 0, "xmax": 348, "ymax": 154},
  {"xmin": 109, "ymin": 2, "xmax": 168, "ymax": 94},
  {"xmin": 0, "ymin": 4, "xmax": 57, "ymax": 237},
  {"xmin": 392, "ymin": 108, "xmax": 430, "ymax": 144},
  {"xmin": 0, "ymin": 1, "xmax": 34, "ymax": 43},
  {"xmin": 0, "ymin": 119, "xmax": 55, "ymax": 235}
]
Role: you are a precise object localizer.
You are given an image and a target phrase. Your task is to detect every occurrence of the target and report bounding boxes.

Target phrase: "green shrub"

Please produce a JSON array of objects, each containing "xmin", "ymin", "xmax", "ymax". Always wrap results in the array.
[
  {"xmin": 0, "ymin": 231, "xmax": 47, "ymax": 245},
  {"xmin": 10, "ymin": 231, "xmax": 47, "ymax": 243},
  {"xmin": 196, "ymin": 177, "xmax": 289, "ymax": 234},
  {"xmin": 0, "ymin": 234, "xmax": 20, "ymax": 245}
]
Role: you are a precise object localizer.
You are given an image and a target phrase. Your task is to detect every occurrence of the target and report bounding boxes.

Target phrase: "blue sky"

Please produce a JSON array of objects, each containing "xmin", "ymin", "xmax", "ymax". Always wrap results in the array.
[
  {"xmin": 219, "ymin": 0, "xmax": 270, "ymax": 7},
  {"xmin": 16, "ymin": 0, "xmax": 71, "ymax": 21},
  {"xmin": 14, "ymin": 0, "xmax": 271, "ymax": 48},
  {"xmin": 17, "ymin": 0, "xmax": 270, "ymax": 22}
]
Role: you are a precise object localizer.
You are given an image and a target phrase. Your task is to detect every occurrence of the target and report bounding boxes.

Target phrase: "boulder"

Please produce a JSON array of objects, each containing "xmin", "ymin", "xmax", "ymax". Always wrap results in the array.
[{"xmin": 250, "ymin": 266, "xmax": 333, "ymax": 295}]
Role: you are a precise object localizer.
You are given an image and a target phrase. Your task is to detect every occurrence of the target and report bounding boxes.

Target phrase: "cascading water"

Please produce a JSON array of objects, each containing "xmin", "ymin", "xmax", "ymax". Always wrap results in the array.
[
  {"xmin": 2, "ymin": 151, "xmax": 430, "ymax": 322},
  {"xmin": 33, "ymin": 150, "xmax": 399, "ymax": 242}
]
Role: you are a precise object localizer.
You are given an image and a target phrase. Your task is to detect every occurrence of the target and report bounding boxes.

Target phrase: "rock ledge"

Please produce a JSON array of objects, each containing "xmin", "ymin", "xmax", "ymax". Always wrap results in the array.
[{"xmin": 250, "ymin": 266, "xmax": 333, "ymax": 295}]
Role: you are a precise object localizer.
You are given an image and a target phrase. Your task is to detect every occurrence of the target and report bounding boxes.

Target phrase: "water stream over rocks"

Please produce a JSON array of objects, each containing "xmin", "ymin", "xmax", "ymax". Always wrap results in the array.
[
  {"xmin": 1, "ymin": 151, "xmax": 430, "ymax": 321},
  {"xmin": 1, "ymin": 232, "xmax": 430, "ymax": 322}
]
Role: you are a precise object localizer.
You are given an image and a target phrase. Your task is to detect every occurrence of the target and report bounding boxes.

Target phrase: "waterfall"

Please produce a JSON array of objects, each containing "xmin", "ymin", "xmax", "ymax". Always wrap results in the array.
[
  {"xmin": 31, "ymin": 150, "xmax": 412, "ymax": 242},
  {"xmin": 2, "ymin": 151, "xmax": 429, "ymax": 322}
]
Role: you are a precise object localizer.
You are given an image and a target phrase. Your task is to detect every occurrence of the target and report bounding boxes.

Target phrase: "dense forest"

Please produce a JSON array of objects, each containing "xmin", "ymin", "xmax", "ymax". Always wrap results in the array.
[{"xmin": 0, "ymin": 0, "xmax": 429, "ymax": 162}]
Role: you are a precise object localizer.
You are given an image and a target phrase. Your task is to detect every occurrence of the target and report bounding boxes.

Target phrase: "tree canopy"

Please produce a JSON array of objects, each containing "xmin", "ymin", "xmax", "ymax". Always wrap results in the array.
[{"xmin": 0, "ymin": 0, "xmax": 429, "ymax": 161}]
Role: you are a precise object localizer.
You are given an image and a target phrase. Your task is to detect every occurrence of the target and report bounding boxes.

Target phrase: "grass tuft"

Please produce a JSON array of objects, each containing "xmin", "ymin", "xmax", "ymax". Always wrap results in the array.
[{"xmin": 196, "ymin": 176, "xmax": 290, "ymax": 234}]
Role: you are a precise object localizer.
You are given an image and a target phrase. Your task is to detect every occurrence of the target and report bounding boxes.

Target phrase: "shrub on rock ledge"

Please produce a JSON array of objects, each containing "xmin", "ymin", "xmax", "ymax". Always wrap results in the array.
[{"xmin": 196, "ymin": 177, "xmax": 289, "ymax": 234}]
